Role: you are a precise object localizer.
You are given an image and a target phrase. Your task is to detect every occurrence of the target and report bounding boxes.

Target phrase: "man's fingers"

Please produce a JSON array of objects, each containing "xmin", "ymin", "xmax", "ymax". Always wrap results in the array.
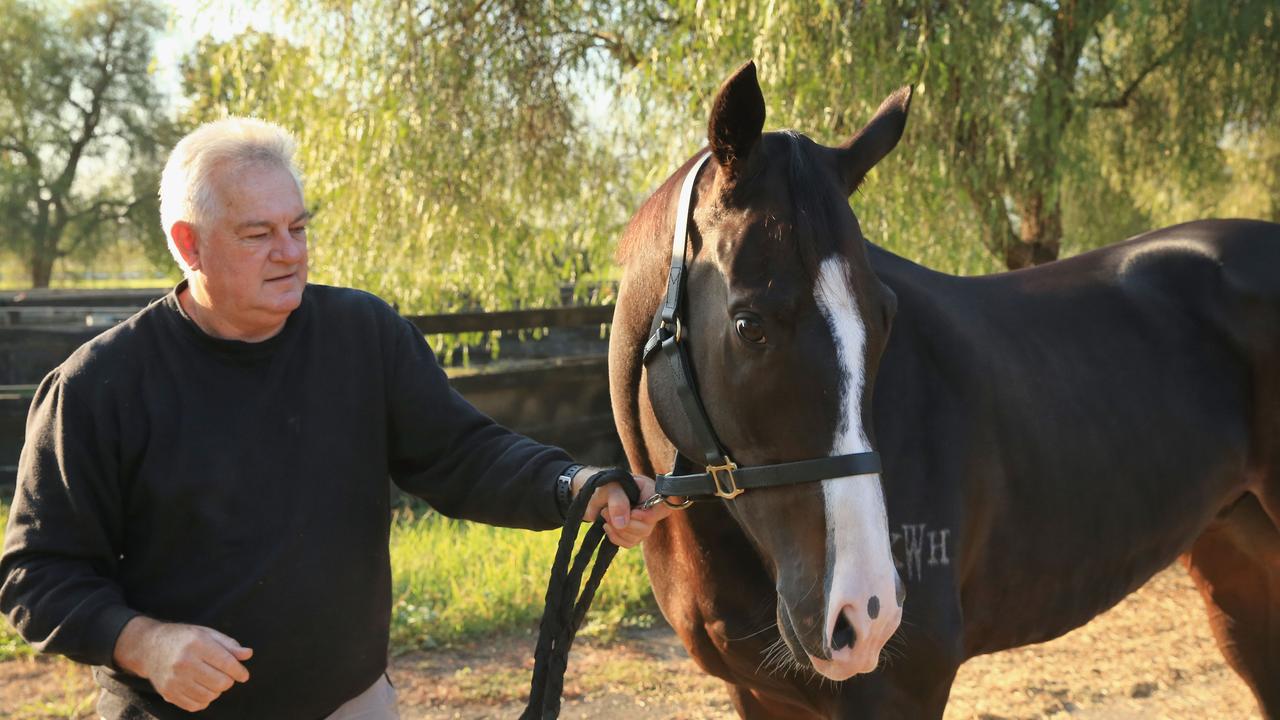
[
  {"xmin": 605, "ymin": 517, "xmax": 653, "ymax": 548},
  {"xmin": 201, "ymin": 645, "xmax": 251, "ymax": 684},
  {"xmin": 191, "ymin": 661, "xmax": 236, "ymax": 694},
  {"xmin": 603, "ymin": 523, "xmax": 632, "ymax": 548},
  {"xmin": 605, "ymin": 485, "xmax": 630, "ymax": 529},
  {"xmin": 206, "ymin": 629, "xmax": 252, "ymax": 659},
  {"xmin": 171, "ymin": 685, "xmax": 215, "ymax": 712},
  {"xmin": 204, "ymin": 627, "xmax": 252, "ymax": 666},
  {"xmin": 617, "ymin": 518, "xmax": 652, "ymax": 539},
  {"xmin": 630, "ymin": 503, "xmax": 673, "ymax": 525}
]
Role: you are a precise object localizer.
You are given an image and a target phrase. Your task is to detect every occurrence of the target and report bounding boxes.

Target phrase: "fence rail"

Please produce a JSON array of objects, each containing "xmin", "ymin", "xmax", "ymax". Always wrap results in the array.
[
  {"xmin": 0, "ymin": 295, "xmax": 617, "ymax": 335},
  {"xmin": 0, "ymin": 288, "xmax": 169, "ymax": 307},
  {"xmin": 408, "ymin": 305, "xmax": 615, "ymax": 334},
  {"xmin": 0, "ymin": 298, "xmax": 623, "ymax": 488}
]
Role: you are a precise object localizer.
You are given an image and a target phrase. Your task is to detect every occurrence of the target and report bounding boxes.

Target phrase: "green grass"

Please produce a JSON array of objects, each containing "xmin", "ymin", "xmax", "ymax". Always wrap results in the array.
[
  {"xmin": 0, "ymin": 498, "xmax": 656, "ymax": 661},
  {"xmin": 388, "ymin": 506, "xmax": 655, "ymax": 652}
]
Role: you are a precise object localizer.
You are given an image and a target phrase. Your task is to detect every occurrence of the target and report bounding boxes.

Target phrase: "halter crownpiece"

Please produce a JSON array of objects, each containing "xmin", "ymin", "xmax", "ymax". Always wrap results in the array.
[{"xmin": 642, "ymin": 152, "xmax": 883, "ymax": 504}]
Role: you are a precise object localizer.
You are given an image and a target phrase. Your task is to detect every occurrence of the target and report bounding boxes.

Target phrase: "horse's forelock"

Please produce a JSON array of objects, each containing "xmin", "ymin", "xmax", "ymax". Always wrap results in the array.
[{"xmin": 779, "ymin": 131, "xmax": 854, "ymax": 279}]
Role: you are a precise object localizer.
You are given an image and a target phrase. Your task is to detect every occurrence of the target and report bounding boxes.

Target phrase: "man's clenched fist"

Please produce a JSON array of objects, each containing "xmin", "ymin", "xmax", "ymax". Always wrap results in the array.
[{"xmin": 113, "ymin": 616, "xmax": 253, "ymax": 712}]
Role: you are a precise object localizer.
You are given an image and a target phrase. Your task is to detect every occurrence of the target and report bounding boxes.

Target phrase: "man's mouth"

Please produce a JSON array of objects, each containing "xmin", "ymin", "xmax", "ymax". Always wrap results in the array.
[{"xmin": 266, "ymin": 272, "xmax": 296, "ymax": 282}]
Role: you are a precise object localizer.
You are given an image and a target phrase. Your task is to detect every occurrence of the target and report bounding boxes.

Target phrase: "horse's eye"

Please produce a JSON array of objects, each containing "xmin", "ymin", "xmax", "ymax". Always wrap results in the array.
[{"xmin": 734, "ymin": 315, "xmax": 766, "ymax": 344}]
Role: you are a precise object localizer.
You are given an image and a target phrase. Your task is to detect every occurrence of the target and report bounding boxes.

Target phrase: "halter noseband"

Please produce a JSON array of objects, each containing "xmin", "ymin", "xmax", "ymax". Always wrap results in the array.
[{"xmin": 641, "ymin": 152, "xmax": 883, "ymax": 506}]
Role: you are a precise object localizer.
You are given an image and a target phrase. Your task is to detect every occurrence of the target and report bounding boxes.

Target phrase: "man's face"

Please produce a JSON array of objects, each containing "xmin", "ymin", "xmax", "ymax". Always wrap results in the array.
[{"xmin": 193, "ymin": 162, "xmax": 309, "ymax": 328}]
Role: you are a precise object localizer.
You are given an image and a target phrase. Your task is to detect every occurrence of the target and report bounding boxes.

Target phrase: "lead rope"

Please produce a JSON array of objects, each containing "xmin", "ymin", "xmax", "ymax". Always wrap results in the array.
[{"xmin": 522, "ymin": 468, "xmax": 640, "ymax": 720}]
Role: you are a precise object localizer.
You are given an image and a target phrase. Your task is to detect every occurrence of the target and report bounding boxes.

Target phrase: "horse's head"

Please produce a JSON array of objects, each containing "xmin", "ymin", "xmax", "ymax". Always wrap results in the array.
[{"xmin": 638, "ymin": 62, "xmax": 910, "ymax": 681}]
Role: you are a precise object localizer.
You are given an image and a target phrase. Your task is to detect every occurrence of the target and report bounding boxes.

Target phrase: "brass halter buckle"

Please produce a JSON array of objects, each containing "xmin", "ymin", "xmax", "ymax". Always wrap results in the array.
[
  {"xmin": 659, "ymin": 317, "xmax": 683, "ymax": 344},
  {"xmin": 708, "ymin": 458, "xmax": 742, "ymax": 499}
]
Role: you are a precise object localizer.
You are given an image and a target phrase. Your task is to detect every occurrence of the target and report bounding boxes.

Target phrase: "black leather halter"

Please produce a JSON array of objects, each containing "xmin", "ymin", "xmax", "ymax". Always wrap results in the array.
[{"xmin": 642, "ymin": 152, "xmax": 883, "ymax": 504}]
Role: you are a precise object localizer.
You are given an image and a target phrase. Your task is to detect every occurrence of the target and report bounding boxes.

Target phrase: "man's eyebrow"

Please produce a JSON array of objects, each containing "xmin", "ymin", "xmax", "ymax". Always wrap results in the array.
[{"xmin": 235, "ymin": 210, "xmax": 312, "ymax": 232}]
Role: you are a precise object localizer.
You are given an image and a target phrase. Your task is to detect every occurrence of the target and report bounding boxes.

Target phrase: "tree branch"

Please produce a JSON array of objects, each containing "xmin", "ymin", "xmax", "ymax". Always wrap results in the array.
[
  {"xmin": 52, "ymin": 13, "xmax": 122, "ymax": 197},
  {"xmin": 1014, "ymin": 0, "xmax": 1055, "ymax": 16},
  {"xmin": 0, "ymin": 141, "xmax": 39, "ymax": 167},
  {"xmin": 1087, "ymin": 50, "xmax": 1170, "ymax": 109},
  {"xmin": 1087, "ymin": 17, "xmax": 1187, "ymax": 110},
  {"xmin": 642, "ymin": 8, "xmax": 678, "ymax": 25},
  {"xmin": 71, "ymin": 196, "xmax": 136, "ymax": 222},
  {"xmin": 561, "ymin": 28, "xmax": 640, "ymax": 68}
]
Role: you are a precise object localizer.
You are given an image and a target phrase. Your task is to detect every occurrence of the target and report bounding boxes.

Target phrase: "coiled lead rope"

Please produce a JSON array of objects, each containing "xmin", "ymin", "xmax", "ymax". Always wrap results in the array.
[{"xmin": 521, "ymin": 467, "xmax": 640, "ymax": 720}]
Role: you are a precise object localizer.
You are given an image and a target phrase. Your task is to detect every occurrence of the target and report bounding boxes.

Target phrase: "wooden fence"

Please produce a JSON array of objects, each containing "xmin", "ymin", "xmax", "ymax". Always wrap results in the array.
[{"xmin": 0, "ymin": 292, "xmax": 622, "ymax": 490}]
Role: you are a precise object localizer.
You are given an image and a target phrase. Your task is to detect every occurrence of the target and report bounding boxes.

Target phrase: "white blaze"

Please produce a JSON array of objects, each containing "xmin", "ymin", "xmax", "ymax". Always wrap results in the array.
[{"xmin": 810, "ymin": 256, "xmax": 900, "ymax": 676}]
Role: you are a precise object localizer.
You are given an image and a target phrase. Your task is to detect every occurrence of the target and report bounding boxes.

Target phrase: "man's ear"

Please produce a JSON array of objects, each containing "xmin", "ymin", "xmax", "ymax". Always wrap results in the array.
[{"xmin": 171, "ymin": 221, "xmax": 200, "ymax": 271}]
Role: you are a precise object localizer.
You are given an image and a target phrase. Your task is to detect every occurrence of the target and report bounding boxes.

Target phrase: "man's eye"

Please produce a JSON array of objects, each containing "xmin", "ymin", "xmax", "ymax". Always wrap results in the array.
[
  {"xmin": 248, "ymin": 233, "xmax": 269, "ymax": 240},
  {"xmin": 290, "ymin": 226, "xmax": 307, "ymax": 236}
]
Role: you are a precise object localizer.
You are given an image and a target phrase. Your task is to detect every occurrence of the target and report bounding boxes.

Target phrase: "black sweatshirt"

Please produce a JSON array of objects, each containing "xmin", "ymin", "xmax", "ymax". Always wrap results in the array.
[{"xmin": 0, "ymin": 283, "xmax": 573, "ymax": 719}]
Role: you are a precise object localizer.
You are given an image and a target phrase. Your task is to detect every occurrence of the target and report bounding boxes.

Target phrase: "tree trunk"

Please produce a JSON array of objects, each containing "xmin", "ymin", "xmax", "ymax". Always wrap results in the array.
[
  {"xmin": 1006, "ymin": 193, "xmax": 1063, "ymax": 270},
  {"xmin": 29, "ymin": 253, "xmax": 55, "ymax": 288},
  {"xmin": 27, "ymin": 225, "xmax": 59, "ymax": 289}
]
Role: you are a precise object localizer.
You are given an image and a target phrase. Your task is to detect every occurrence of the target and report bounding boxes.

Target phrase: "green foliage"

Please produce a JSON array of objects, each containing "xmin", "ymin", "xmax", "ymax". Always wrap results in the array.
[
  {"xmin": 388, "ymin": 507, "xmax": 653, "ymax": 651},
  {"xmin": 175, "ymin": 1, "xmax": 1278, "ymax": 295},
  {"xmin": 179, "ymin": 3, "xmax": 638, "ymax": 313},
  {"xmin": 0, "ymin": 0, "xmax": 175, "ymax": 287},
  {"xmin": 617, "ymin": 0, "xmax": 1280, "ymax": 268}
]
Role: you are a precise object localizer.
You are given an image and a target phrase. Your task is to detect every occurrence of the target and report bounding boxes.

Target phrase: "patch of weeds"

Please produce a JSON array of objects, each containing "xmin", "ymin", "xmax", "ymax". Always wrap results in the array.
[{"xmin": 450, "ymin": 665, "xmax": 530, "ymax": 703}]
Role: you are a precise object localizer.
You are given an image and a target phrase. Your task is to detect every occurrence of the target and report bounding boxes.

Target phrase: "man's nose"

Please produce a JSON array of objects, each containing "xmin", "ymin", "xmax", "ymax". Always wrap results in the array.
[{"xmin": 270, "ymin": 228, "xmax": 306, "ymax": 263}]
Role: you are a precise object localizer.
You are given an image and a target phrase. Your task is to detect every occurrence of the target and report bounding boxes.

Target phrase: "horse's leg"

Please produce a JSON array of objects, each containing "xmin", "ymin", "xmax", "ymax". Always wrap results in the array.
[
  {"xmin": 725, "ymin": 683, "xmax": 824, "ymax": 720},
  {"xmin": 1182, "ymin": 492, "xmax": 1280, "ymax": 718}
]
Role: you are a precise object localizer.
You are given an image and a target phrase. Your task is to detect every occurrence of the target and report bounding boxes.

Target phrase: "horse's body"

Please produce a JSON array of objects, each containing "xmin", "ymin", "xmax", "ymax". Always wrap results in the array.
[{"xmin": 609, "ymin": 66, "xmax": 1280, "ymax": 718}]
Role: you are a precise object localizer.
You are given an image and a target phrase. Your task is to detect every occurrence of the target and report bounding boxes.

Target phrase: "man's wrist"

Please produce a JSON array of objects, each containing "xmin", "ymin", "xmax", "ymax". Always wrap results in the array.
[
  {"xmin": 555, "ymin": 464, "xmax": 584, "ymax": 518},
  {"xmin": 113, "ymin": 615, "xmax": 158, "ymax": 678}
]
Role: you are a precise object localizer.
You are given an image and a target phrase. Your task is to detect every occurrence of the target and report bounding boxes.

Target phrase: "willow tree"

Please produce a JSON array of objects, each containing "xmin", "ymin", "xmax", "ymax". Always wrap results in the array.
[
  {"xmin": 0, "ymin": 0, "xmax": 171, "ymax": 287},
  {"xmin": 179, "ymin": 0, "xmax": 1279, "ymax": 307},
  {"xmin": 614, "ymin": 0, "xmax": 1280, "ymax": 269},
  {"xmin": 180, "ymin": 3, "xmax": 640, "ymax": 314}
]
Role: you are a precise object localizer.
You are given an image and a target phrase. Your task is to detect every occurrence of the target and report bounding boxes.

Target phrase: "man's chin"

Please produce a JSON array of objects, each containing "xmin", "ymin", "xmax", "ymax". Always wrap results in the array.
[{"xmin": 262, "ymin": 283, "xmax": 305, "ymax": 314}]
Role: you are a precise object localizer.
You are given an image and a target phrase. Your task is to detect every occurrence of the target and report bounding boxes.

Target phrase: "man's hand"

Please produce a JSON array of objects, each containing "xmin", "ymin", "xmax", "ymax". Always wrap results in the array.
[
  {"xmin": 113, "ymin": 616, "xmax": 253, "ymax": 712},
  {"xmin": 573, "ymin": 467, "xmax": 674, "ymax": 548}
]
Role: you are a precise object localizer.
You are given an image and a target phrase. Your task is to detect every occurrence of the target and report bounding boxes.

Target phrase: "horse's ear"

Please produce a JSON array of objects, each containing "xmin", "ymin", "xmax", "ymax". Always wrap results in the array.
[
  {"xmin": 708, "ymin": 61, "xmax": 766, "ymax": 182},
  {"xmin": 837, "ymin": 86, "xmax": 913, "ymax": 195}
]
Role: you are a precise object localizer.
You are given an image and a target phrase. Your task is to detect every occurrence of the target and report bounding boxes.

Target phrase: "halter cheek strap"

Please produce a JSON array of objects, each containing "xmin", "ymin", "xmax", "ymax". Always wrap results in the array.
[{"xmin": 642, "ymin": 152, "xmax": 882, "ymax": 502}]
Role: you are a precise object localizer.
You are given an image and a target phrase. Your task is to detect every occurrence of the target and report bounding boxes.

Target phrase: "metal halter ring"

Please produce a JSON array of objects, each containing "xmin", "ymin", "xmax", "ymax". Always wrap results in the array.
[
  {"xmin": 660, "ymin": 317, "xmax": 683, "ymax": 344},
  {"xmin": 640, "ymin": 493, "xmax": 694, "ymax": 511}
]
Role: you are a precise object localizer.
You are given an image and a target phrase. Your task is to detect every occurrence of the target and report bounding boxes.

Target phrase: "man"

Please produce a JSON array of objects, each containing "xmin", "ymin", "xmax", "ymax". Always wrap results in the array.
[{"xmin": 0, "ymin": 118, "xmax": 671, "ymax": 718}]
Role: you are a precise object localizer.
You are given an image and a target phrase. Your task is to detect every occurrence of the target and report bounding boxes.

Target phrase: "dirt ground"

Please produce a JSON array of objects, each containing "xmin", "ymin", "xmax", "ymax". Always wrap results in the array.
[{"xmin": 0, "ymin": 564, "xmax": 1261, "ymax": 719}]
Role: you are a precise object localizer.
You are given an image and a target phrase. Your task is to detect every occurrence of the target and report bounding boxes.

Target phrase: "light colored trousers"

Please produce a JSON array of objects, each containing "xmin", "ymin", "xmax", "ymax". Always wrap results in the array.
[
  {"xmin": 325, "ymin": 674, "xmax": 401, "ymax": 720},
  {"xmin": 99, "ymin": 674, "xmax": 399, "ymax": 719}
]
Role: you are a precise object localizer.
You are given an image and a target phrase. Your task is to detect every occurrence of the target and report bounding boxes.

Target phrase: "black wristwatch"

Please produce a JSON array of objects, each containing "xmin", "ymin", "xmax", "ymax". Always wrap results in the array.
[{"xmin": 556, "ymin": 464, "xmax": 585, "ymax": 519}]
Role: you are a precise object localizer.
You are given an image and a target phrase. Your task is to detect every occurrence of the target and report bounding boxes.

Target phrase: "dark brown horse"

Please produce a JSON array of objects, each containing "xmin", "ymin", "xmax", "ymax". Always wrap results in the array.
[{"xmin": 609, "ymin": 61, "xmax": 1280, "ymax": 718}]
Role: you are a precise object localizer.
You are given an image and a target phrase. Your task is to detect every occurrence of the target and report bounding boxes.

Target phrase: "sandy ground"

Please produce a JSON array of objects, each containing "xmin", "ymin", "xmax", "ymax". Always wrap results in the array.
[{"xmin": 0, "ymin": 564, "xmax": 1261, "ymax": 719}]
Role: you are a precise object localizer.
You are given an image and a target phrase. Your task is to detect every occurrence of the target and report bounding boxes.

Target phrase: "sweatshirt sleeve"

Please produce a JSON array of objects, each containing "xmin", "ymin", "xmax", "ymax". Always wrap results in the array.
[
  {"xmin": 385, "ymin": 316, "xmax": 574, "ymax": 530},
  {"xmin": 0, "ymin": 371, "xmax": 139, "ymax": 667}
]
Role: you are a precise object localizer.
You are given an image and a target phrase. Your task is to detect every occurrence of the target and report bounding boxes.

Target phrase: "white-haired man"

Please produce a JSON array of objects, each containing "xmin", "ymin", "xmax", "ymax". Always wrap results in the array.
[{"xmin": 0, "ymin": 118, "xmax": 670, "ymax": 719}]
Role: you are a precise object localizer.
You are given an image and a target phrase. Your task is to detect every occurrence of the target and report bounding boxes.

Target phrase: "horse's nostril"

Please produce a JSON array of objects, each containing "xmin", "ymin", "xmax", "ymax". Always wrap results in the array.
[{"xmin": 831, "ymin": 610, "xmax": 857, "ymax": 651}]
